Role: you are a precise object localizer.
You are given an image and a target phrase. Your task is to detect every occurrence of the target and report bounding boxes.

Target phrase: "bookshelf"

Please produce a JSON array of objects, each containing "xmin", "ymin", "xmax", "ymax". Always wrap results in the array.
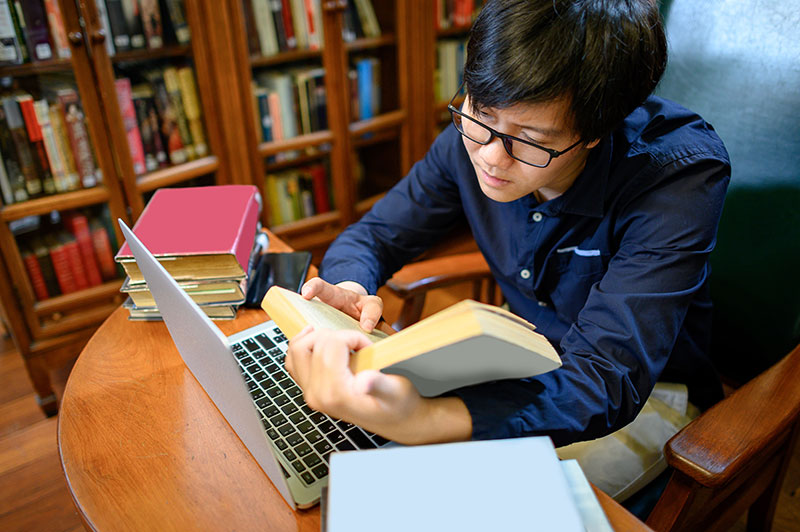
[{"xmin": 0, "ymin": 0, "xmax": 475, "ymax": 414}]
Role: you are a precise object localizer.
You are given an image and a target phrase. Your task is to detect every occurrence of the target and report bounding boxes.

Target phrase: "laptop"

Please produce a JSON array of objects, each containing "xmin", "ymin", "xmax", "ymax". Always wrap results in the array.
[{"xmin": 117, "ymin": 219, "xmax": 389, "ymax": 509}]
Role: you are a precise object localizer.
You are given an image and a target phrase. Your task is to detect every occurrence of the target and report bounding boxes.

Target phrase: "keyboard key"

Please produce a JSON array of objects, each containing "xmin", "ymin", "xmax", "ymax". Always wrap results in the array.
[
  {"xmin": 253, "ymin": 371, "xmax": 268, "ymax": 382},
  {"xmin": 372, "ymin": 434, "xmax": 390, "ymax": 446},
  {"xmin": 295, "ymin": 442, "xmax": 312, "ymax": 457},
  {"xmin": 268, "ymin": 347, "xmax": 282, "ymax": 357},
  {"xmin": 303, "ymin": 453, "xmax": 322, "ymax": 468},
  {"xmin": 306, "ymin": 430, "xmax": 323, "ymax": 444},
  {"xmin": 278, "ymin": 424, "xmax": 297, "ymax": 437},
  {"xmin": 273, "ymin": 327, "xmax": 282, "ymax": 335},
  {"xmin": 245, "ymin": 363, "xmax": 259, "ymax": 374},
  {"xmin": 240, "ymin": 356, "xmax": 254, "ymax": 367},
  {"xmin": 266, "ymin": 428, "xmax": 279, "ymax": 440},
  {"xmin": 274, "ymin": 334, "xmax": 288, "ymax": 343},
  {"xmin": 242, "ymin": 338, "xmax": 259, "ymax": 352},
  {"xmin": 287, "ymin": 386, "xmax": 303, "ymax": 398},
  {"xmin": 346, "ymin": 427, "xmax": 377, "ymax": 449},
  {"xmin": 309, "ymin": 412, "xmax": 327, "ymax": 424},
  {"xmin": 256, "ymin": 397, "xmax": 271, "ymax": 409},
  {"xmin": 275, "ymin": 439, "xmax": 288, "ymax": 451},
  {"xmin": 297, "ymin": 421, "xmax": 314, "ymax": 434},
  {"xmin": 312, "ymin": 464, "xmax": 328, "ymax": 479},
  {"xmin": 250, "ymin": 389, "xmax": 265, "ymax": 400},
  {"xmin": 317, "ymin": 420, "xmax": 335, "ymax": 434},
  {"xmin": 281, "ymin": 403, "xmax": 298, "ymax": 415},
  {"xmin": 263, "ymin": 404, "xmax": 279, "ymax": 418},
  {"xmin": 301, "ymin": 405, "xmax": 314, "ymax": 415},
  {"xmin": 278, "ymin": 379, "xmax": 294, "ymax": 390},
  {"xmin": 292, "ymin": 394, "xmax": 305, "ymax": 406},
  {"xmin": 255, "ymin": 334, "xmax": 276, "ymax": 350},
  {"xmin": 286, "ymin": 432, "xmax": 303, "ymax": 447},
  {"xmin": 327, "ymin": 430, "xmax": 345, "ymax": 444},
  {"xmin": 336, "ymin": 441, "xmax": 356, "ymax": 451},
  {"xmin": 336, "ymin": 420, "xmax": 354, "ymax": 431},
  {"xmin": 300, "ymin": 471, "xmax": 315, "ymax": 485},
  {"xmin": 291, "ymin": 460, "xmax": 305, "ymax": 473},
  {"xmin": 322, "ymin": 450, "xmax": 333, "ymax": 464},
  {"xmin": 288, "ymin": 412, "xmax": 305, "ymax": 424},
  {"xmin": 273, "ymin": 370, "xmax": 288, "ymax": 381},
  {"xmin": 283, "ymin": 449, "xmax": 296, "ymax": 461},
  {"xmin": 261, "ymin": 418, "xmax": 269, "ymax": 429},
  {"xmin": 313, "ymin": 440, "xmax": 333, "ymax": 455},
  {"xmin": 247, "ymin": 381, "xmax": 258, "ymax": 391},
  {"xmin": 269, "ymin": 414, "xmax": 288, "ymax": 427},
  {"xmin": 253, "ymin": 349, "xmax": 269, "ymax": 360},
  {"xmin": 265, "ymin": 363, "xmax": 279, "ymax": 374},
  {"xmin": 273, "ymin": 395, "xmax": 290, "ymax": 406},
  {"xmin": 274, "ymin": 353, "xmax": 286, "ymax": 364},
  {"xmin": 266, "ymin": 387, "xmax": 283, "ymax": 398}
]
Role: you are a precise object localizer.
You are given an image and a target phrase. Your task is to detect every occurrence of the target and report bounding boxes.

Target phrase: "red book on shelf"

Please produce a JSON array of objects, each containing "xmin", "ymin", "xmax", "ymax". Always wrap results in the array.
[
  {"xmin": 47, "ymin": 235, "xmax": 78, "ymax": 294},
  {"xmin": 56, "ymin": 88, "xmax": 100, "ymax": 188},
  {"xmin": 17, "ymin": 95, "xmax": 56, "ymax": 195},
  {"xmin": 61, "ymin": 231, "xmax": 89, "ymax": 290},
  {"xmin": 115, "ymin": 78, "xmax": 147, "ymax": 175},
  {"xmin": 115, "ymin": 185, "xmax": 261, "ymax": 284},
  {"xmin": 90, "ymin": 217, "xmax": 117, "ymax": 280},
  {"xmin": 280, "ymin": 0, "xmax": 296, "ymax": 49},
  {"xmin": 22, "ymin": 247, "xmax": 50, "ymax": 300},
  {"xmin": 309, "ymin": 164, "xmax": 330, "ymax": 214},
  {"xmin": 64, "ymin": 212, "xmax": 103, "ymax": 287}
]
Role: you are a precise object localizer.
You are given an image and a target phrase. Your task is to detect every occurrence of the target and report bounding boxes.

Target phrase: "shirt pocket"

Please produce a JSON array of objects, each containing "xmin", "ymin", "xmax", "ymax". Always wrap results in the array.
[{"xmin": 545, "ymin": 248, "xmax": 609, "ymax": 323}]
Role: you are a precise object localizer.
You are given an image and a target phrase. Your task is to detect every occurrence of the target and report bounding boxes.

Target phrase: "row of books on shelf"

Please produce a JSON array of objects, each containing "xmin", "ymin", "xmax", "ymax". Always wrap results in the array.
[
  {"xmin": 116, "ymin": 64, "xmax": 206, "ymax": 175},
  {"xmin": 435, "ymin": 38, "xmax": 467, "ymax": 102},
  {"xmin": 265, "ymin": 164, "xmax": 331, "ymax": 226},
  {"xmin": 242, "ymin": 0, "xmax": 380, "ymax": 58},
  {"xmin": 18, "ymin": 209, "xmax": 120, "ymax": 302},
  {"xmin": 0, "ymin": 0, "xmax": 190, "ymax": 65},
  {"xmin": 115, "ymin": 185, "xmax": 261, "ymax": 320},
  {"xmin": 434, "ymin": 0, "xmax": 485, "ymax": 31},
  {"xmin": 252, "ymin": 57, "xmax": 379, "ymax": 144},
  {"xmin": 0, "ymin": 87, "xmax": 100, "ymax": 205}
]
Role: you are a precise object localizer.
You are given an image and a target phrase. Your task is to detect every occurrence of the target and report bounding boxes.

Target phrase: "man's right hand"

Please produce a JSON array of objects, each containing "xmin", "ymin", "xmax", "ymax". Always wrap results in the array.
[{"xmin": 300, "ymin": 277, "xmax": 383, "ymax": 332}]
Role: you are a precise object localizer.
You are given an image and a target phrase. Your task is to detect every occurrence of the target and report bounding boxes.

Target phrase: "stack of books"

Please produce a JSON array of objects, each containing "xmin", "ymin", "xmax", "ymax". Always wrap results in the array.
[{"xmin": 114, "ymin": 185, "xmax": 261, "ymax": 320}]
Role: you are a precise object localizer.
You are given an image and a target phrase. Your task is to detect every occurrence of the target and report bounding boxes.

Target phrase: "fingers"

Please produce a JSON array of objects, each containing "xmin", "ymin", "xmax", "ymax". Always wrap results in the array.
[
  {"xmin": 300, "ymin": 277, "xmax": 330, "ymax": 300},
  {"xmin": 357, "ymin": 296, "xmax": 384, "ymax": 332}
]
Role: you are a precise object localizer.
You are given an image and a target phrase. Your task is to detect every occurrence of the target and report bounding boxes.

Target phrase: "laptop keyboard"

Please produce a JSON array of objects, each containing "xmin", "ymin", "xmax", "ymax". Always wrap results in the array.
[{"xmin": 230, "ymin": 326, "xmax": 389, "ymax": 487}]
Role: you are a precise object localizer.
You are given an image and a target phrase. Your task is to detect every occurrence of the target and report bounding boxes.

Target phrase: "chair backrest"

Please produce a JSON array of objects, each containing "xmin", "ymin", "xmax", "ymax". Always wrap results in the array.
[{"xmin": 656, "ymin": 0, "xmax": 800, "ymax": 383}]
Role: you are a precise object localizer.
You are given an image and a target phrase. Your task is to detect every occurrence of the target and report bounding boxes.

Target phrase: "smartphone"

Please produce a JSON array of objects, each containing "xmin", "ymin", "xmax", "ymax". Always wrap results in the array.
[{"xmin": 244, "ymin": 251, "xmax": 312, "ymax": 307}]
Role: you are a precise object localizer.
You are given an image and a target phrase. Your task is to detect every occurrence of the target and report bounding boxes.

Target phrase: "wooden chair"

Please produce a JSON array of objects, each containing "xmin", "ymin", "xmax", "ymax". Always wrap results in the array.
[{"xmin": 383, "ymin": 1, "xmax": 800, "ymax": 529}]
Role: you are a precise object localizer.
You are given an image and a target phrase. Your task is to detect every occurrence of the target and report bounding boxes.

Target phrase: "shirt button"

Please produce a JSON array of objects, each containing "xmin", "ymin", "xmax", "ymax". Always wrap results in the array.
[
  {"xmin": 532, "ymin": 212, "xmax": 543, "ymax": 222},
  {"xmin": 520, "ymin": 269, "xmax": 531, "ymax": 279},
  {"xmin": 538, "ymin": 301, "xmax": 548, "ymax": 307}
]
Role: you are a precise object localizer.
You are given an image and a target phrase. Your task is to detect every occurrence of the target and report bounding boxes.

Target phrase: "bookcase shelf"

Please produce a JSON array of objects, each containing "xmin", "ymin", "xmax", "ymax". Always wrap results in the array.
[
  {"xmin": 111, "ymin": 45, "xmax": 193, "ymax": 64},
  {"xmin": 258, "ymin": 130, "xmax": 334, "ymax": 157},
  {"xmin": 352, "ymin": 127, "xmax": 399, "ymax": 149},
  {"xmin": 264, "ymin": 150, "xmax": 329, "ymax": 172},
  {"xmin": 437, "ymin": 27, "xmax": 471, "ymax": 38},
  {"xmin": 349, "ymin": 109, "xmax": 406, "ymax": 136},
  {"xmin": 250, "ymin": 49, "xmax": 323, "ymax": 69},
  {"xmin": 0, "ymin": 187, "xmax": 110, "ymax": 222},
  {"xmin": 346, "ymin": 34, "xmax": 397, "ymax": 52},
  {"xmin": 135, "ymin": 156, "xmax": 220, "ymax": 192},
  {"xmin": 34, "ymin": 279, "xmax": 124, "ymax": 317},
  {"xmin": 0, "ymin": 58, "xmax": 73, "ymax": 77}
]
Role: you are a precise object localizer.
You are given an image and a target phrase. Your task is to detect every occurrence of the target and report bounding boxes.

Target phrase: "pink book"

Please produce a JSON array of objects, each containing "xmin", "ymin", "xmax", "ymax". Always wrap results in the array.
[
  {"xmin": 114, "ymin": 78, "xmax": 147, "ymax": 175},
  {"xmin": 115, "ymin": 185, "xmax": 261, "ymax": 283}
]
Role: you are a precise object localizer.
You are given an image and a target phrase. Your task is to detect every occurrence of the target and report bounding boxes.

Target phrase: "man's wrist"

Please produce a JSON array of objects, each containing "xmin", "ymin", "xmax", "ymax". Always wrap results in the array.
[
  {"xmin": 336, "ymin": 280, "xmax": 368, "ymax": 296},
  {"xmin": 393, "ymin": 396, "xmax": 473, "ymax": 445}
]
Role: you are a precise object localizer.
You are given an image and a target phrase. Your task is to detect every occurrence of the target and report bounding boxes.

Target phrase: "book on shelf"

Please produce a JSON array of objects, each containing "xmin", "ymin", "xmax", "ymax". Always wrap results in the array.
[
  {"xmin": 131, "ymin": 83, "xmax": 168, "ymax": 172},
  {"xmin": 120, "ymin": 0, "xmax": 145, "ymax": 49},
  {"xmin": 0, "ymin": 0, "xmax": 25, "ymax": 65},
  {"xmin": 2, "ymin": 95, "xmax": 43, "ymax": 197},
  {"xmin": 123, "ymin": 296, "xmax": 239, "ymax": 320},
  {"xmin": 31, "ymin": 234, "xmax": 60, "ymax": 298},
  {"xmin": 139, "ymin": 0, "xmax": 163, "ymax": 49},
  {"xmin": 33, "ymin": 98, "xmax": 77, "ymax": 193},
  {"xmin": 436, "ymin": 38, "xmax": 466, "ymax": 102},
  {"xmin": 121, "ymin": 276, "xmax": 246, "ymax": 307},
  {"xmin": 353, "ymin": 57, "xmax": 380, "ymax": 121},
  {"xmin": 434, "ymin": 0, "xmax": 484, "ymax": 31},
  {"xmin": 42, "ymin": 0, "xmax": 70, "ymax": 59},
  {"xmin": 19, "ymin": 0, "xmax": 54, "ymax": 61},
  {"xmin": 265, "ymin": 164, "xmax": 328, "ymax": 226},
  {"xmin": 104, "ymin": 0, "xmax": 131, "ymax": 52},
  {"xmin": 21, "ymin": 241, "xmax": 50, "ymax": 301},
  {"xmin": 56, "ymin": 88, "xmax": 101, "ymax": 188},
  {"xmin": 94, "ymin": 0, "xmax": 116, "ymax": 55},
  {"xmin": 176, "ymin": 66, "xmax": 207, "ymax": 158},
  {"xmin": 0, "ymin": 98, "xmax": 29, "ymax": 203},
  {"xmin": 262, "ymin": 286, "xmax": 562, "ymax": 397},
  {"xmin": 253, "ymin": 85, "xmax": 273, "ymax": 142},
  {"xmin": 162, "ymin": 0, "xmax": 190, "ymax": 45},
  {"xmin": 161, "ymin": 66, "xmax": 196, "ymax": 160},
  {"xmin": 115, "ymin": 184, "xmax": 261, "ymax": 284},
  {"xmin": 17, "ymin": 94, "xmax": 56, "ymax": 195},
  {"xmin": 352, "ymin": 0, "xmax": 380, "ymax": 38},
  {"xmin": 46, "ymin": 101, "xmax": 82, "ymax": 191},
  {"xmin": 253, "ymin": 0, "xmax": 279, "ymax": 56},
  {"xmin": 147, "ymin": 68, "xmax": 187, "ymax": 164},
  {"xmin": 115, "ymin": 77, "xmax": 147, "ymax": 175},
  {"xmin": 341, "ymin": 0, "xmax": 362, "ymax": 42},
  {"xmin": 89, "ymin": 215, "xmax": 118, "ymax": 280},
  {"xmin": 324, "ymin": 437, "xmax": 584, "ymax": 532},
  {"xmin": 63, "ymin": 211, "xmax": 104, "ymax": 287},
  {"xmin": 279, "ymin": 0, "xmax": 296, "ymax": 50}
]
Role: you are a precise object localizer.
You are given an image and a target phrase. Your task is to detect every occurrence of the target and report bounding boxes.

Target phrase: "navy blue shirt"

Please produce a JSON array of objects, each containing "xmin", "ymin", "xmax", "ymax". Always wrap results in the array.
[{"xmin": 320, "ymin": 96, "xmax": 730, "ymax": 446}]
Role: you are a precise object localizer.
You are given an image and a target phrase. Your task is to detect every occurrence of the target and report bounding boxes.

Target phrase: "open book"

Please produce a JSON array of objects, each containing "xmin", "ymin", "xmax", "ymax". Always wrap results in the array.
[{"xmin": 262, "ymin": 286, "xmax": 561, "ymax": 396}]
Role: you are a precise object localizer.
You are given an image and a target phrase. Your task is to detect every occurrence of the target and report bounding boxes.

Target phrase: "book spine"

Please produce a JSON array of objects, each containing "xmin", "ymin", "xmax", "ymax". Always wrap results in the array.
[
  {"xmin": 176, "ymin": 66, "xmax": 207, "ymax": 158},
  {"xmin": 0, "ymin": 101, "xmax": 27, "ymax": 202},
  {"xmin": 57, "ymin": 90, "xmax": 99, "ymax": 188},
  {"xmin": 163, "ymin": 0, "xmax": 189, "ymax": 44},
  {"xmin": 131, "ymin": 88, "xmax": 158, "ymax": 172},
  {"xmin": 309, "ymin": 163, "xmax": 330, "ymax": 213},
  {"xmin": 256, "ymin": 89, "xmax": 272, "ymax": 142},
  {"xmin": 356, "ymin": 58, "xmax": 373, "ymax": 121},
  {"xmin": 265, "ymin": 173, "xmax": 282, "ymax": 225},
  {"xmin": 295, "ymin": 71, "xmax": 312, "ymax": 135},
  {"xmin": 149, "ymin": 72, "xmax": 187, "ymax": 164},
  {"xmin": 288, "ymin": 0, "xmax": 306, "ymax": 49},
  {"xmin": 64, "ymin": 212, "xmax": 103, "ymax": 286},
  {"xmin": 233, "ymin": 190, "xmax": 262, "ymax": 273},
  {"xmin": 61, "ymin": 231, "xmax": 89, "ymax": 290},
  {"xmin": 33, "ymin": 236, "xmax": 59, "ymax": 296},
  {"xmin": 120, "ymin": 0, "xmax": 145, "ymax": 49},
  {"xmin": 104, "ymin": 0, "xmax": 130, "ymax": 52},
  {"xmin": 19, "ymin": 0, "xmax": 54, "ymax": 61},
  {"xmin": 48, "ymin": 102, "xmax": 81, "ymax": 190},
  {"xmin": 139, "ymin": 0, "xmax": 162, "ymax": 48},
  {"xmin": 241, "ymin": 0, "xmax": 262, "ymax": 54},
  {"xmin": 22, "ymin": 245, "xmax": 50, "ymax": 300},
  {"xmin": 162, "ymin": 66, "xmax": 195, "ymax": 160},
  {"xmin": 90, "ymin": 217, "xmax": 117, "ymax": 280},
  {"xmin": 94, "ymin": 0, "xmax": 115, "ymax": 55},
  {"xmin": 279, "ymin": 0, "xmax": 296, "ymax": 49},
  {"xmin": 0, "ymin": 149, "xmax": 13, "ymax": 204},
  {"xmin": 0, "ymin": 0, "xmax": 24, "ymax": 64},
  {"xmin": 48, "ymin": 237, "xmax": 77, "ymax": 294},
  {"xmin": 32, "ymin": 99, "xmax": 68, "ymax": 193},
  {"xmin": 269, "ymin": 0, "xmax": 287, "ymax": 52},
  {"xmin": 42, "ymin": 0, "xmax": 70, "ymax": 58},
  {"xmin": 115, "ymin": 77, "xmax": 147, "ymax": 175},
  {"xmin": 17, "ymin": 95, "xmax": 56, "ymax": 195},
  {"xmin": 253, "ymin": 0, "xmax": 278, "ymax": 56},
  {"xmin": 3, "ymin": 96, "xmax": 43, "ymax": 197},
  {"xmin": 302, "ymin": 0, "xmax": 318, "ymax": 50},
  {"xmin": 7, "ymin": 1, "xmax": 28, "ymax": 62}
]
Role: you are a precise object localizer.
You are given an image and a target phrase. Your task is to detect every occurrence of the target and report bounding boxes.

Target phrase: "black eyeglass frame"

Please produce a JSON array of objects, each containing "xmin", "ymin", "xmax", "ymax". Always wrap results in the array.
[{"xmin": 447, "ymin": 83, "xmax": 583, "ymax": 168}]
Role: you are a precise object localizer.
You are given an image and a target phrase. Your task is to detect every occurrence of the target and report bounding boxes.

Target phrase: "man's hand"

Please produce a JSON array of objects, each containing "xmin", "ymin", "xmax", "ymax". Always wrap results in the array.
[
  {"xmin": 285, "ymin": 326, "xmax": 472, "ymax": 445},
  {"xmin": 300, "ymin": 278, "xmax": 383, "ymax": 332}
]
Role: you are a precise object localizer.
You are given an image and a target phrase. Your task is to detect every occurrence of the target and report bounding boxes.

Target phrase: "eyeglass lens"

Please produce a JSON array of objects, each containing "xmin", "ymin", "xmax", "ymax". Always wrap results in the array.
[{"xmin": 452, "ymin": 112, "xmax": 551, "ymax": 167}]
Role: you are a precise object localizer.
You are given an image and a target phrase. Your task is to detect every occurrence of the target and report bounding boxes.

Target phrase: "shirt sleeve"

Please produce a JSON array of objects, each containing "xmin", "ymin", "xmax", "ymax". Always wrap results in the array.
[
  {"xmin": 451, "ymin": 153, "xmax": 730, "ymax": 446},
  {"xmin": 320, "ymin": 127, "xmax": 467, "ymax": 294}
]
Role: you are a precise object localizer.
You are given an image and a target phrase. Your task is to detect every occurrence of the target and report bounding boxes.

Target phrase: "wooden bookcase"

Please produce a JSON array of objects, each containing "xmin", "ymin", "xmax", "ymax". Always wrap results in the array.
[{"xmin": 0, "ymin": 0, "xmax": 461, "ymax": 414}]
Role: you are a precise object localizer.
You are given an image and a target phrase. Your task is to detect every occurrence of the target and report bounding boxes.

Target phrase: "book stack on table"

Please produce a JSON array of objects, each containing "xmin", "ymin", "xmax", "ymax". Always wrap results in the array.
[{"xmin": 114, "ymin": 185, "xmax": 261, "ymax": 321}]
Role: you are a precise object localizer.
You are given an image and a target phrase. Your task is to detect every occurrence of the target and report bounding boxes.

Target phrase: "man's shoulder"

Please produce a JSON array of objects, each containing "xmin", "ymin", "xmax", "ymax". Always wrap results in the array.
[{"xmin": 617, "ymin": 95, "xmax": 730, "ymax": 167}]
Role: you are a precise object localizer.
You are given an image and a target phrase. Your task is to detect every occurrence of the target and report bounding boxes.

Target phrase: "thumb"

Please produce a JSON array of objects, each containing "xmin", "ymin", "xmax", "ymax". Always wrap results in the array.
[{"xmin": 353, "ymin": 369, "xmax": 404, "ymax": 399}]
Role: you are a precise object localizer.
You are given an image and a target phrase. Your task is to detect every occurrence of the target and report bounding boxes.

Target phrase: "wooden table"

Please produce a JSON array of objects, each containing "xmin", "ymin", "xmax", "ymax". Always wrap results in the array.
[{"xmin": 58, "ymin": 252, "xmax": 652, "ymax": 531}]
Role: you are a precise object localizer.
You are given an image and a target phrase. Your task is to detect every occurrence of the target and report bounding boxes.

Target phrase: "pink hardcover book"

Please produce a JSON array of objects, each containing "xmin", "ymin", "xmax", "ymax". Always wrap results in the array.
[{"xmin": 115, "ymin": 185, "xmax": 261, "ymax": 283}]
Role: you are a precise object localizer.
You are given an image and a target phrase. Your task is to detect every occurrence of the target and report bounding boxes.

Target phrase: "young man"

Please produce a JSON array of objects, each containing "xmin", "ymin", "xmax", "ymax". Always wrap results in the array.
[{"xmin": 285, "ymin": 0, "xmax": 730, "ymax": 447}]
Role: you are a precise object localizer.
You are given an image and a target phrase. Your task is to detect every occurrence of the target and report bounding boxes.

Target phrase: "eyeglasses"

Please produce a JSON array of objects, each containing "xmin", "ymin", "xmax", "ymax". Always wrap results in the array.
[{"xmin": 448, "ymin": 83, "xmax": 582, "ymax": 168}]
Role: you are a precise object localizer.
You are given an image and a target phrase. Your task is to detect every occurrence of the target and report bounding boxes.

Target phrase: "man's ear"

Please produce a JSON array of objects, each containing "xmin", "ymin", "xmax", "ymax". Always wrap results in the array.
[{"xmin": 584, "ymin": 138, "xmax": 601, "ymax": 150}]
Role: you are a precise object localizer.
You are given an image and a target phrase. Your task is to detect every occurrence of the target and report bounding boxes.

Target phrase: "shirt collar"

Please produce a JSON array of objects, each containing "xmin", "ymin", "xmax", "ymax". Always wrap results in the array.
[{"xmin": 531, "ymin": 136, "xmax": 612, "ymax": 218}]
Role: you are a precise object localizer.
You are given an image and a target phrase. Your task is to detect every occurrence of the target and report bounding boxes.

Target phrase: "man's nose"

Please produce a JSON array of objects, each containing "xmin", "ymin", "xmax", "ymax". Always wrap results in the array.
[{"xmin": 478, "ymin": 136, "xmax": 513, "ymax": 169}]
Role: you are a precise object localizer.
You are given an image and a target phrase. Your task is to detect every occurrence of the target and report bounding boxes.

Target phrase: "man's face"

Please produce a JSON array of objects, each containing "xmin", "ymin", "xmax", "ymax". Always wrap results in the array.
[{"xmin": 460, "ymin": 95, "xmax": 598, "ymax": 203}]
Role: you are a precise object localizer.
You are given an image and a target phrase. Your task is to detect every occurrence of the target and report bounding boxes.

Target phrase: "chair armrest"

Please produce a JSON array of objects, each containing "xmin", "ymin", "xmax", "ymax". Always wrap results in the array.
[
  {"xmin": 385, "ymin": 251, "xmax": 491, "ymax": 298},
  {"xmin": 664, "ymin": 343, "xmax": 800, "ymax": 488}
]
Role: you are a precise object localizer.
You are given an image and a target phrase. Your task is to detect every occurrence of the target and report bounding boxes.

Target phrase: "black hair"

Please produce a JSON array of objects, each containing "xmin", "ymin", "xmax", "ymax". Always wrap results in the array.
[{"xmin": 464, "ymin": 0, "xmax": 667, "ymax": 142}]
